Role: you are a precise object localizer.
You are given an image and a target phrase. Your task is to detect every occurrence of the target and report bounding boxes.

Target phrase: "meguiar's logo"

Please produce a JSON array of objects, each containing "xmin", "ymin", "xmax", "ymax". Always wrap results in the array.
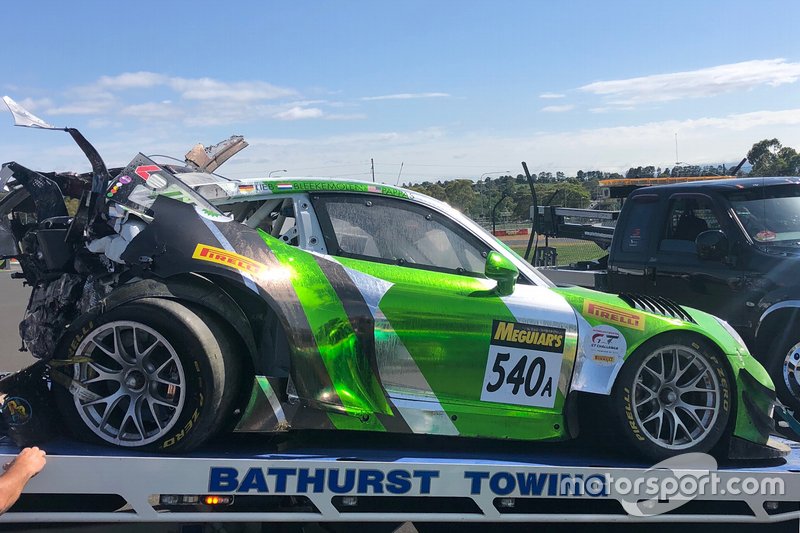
[
  {"xmin": 193, "ymin": 244, "xmax": 266, "ymax": 277},
  {"xmin": 583, "ymin": 301, "xmax": 645, "ymax": 331},
  {"xmin": 491, "ymin": 320, "xmax": 565, "ymax": 353}
]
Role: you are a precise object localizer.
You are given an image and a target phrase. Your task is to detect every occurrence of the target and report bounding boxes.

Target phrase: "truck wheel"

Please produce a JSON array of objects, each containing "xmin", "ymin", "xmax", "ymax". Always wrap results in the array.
[
  {"xmin": 609, "ymin": 333, "xmax": 731, "ymax": 461},
  {"xmin": 767, "ymin": 334, "xmax": 800, "ymax": 413},
  {"xmin": 52, "ymin": 298, "xmax": 241, "ymax": 452}
]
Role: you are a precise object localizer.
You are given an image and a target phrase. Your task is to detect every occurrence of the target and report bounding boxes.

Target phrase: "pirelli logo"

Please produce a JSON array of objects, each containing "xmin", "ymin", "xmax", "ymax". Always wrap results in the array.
[
  {"xmin": 583, "ymin": 301, "xmax": 645, "ymax": 331},
  {"xmin": 491, "ymin": 320, "xmax": 565, "ymax": 354},
  {"xmin": 192, "ymin": 244, "xmax": 266, "ymax": 276}
]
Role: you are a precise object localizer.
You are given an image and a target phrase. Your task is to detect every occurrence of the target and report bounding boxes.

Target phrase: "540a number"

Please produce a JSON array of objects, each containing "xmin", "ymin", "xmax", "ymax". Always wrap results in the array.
[{"xmin": 485, "ymin": 352, "xmax": 553, "ymax": 398}]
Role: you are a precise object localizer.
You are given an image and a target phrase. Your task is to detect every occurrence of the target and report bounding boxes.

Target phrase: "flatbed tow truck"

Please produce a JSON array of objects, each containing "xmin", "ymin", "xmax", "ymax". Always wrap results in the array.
[{"xmin": 2, "ymin": 431, "xmax": 800, "ymax": 527}]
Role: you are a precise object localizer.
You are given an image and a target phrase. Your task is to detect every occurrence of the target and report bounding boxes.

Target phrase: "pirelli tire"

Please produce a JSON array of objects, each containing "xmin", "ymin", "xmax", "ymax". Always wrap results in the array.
[
  {"xmin": 52, "ymin": 298, "xmax": 241, "ymax": 453},
  {"xmin": 608, "ymin": 332, "xmax": 732, "ymax": 461}
]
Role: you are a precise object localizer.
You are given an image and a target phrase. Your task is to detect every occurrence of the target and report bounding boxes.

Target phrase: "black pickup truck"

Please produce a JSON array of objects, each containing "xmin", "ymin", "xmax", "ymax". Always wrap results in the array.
[{"xmin": 540, "ymin": 177, "xmax": 800, "ymax": 410}]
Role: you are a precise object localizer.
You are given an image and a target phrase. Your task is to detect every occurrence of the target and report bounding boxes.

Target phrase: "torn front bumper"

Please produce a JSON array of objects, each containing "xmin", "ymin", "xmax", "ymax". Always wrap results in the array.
[{"xmin": 730, "ymin": 369, "xmax": 788, "ymax": 459}]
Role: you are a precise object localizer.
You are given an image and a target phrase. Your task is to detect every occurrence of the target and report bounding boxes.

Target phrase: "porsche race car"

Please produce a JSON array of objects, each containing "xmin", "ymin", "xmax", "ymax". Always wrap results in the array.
[{"xmin": 0, "ymin": 97, "xmax": 782, "ymax": 460}]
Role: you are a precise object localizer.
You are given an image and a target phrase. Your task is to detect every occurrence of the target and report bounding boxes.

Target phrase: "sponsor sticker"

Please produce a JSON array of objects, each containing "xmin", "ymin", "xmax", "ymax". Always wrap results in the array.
[
  {"xmin": 2, "ymin": 396, "xmax": 32, "ymax": 426},
  {"xmin": 192, "ymin": 244, "xmax": 267, "ymax": 277},
  {"xmin": 480, "ymin": 320, "xmax": 566, "ymax": 409},
  {"xmin": 582, "ymin": 301, "xmax": 645, "ymax": 331},
  {"xmin": 588, "ymin": 325, "xmax": 626, "ymax": 366}
]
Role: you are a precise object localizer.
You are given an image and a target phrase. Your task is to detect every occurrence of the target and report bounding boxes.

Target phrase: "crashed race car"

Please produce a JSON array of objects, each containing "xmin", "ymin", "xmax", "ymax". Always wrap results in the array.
[{"xmin": 0, "ymin": 97, "xmax": 784, "ymax": 460}]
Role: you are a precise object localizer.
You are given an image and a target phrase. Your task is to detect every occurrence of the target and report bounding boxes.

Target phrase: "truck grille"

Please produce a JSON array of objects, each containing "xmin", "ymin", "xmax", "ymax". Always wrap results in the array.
[{"xmin": 617, "ymin": 293, "xmax": 696, "ymax": 324}]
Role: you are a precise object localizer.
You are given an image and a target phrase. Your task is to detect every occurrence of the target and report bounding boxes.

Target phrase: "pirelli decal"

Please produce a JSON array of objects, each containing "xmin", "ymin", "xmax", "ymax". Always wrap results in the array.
[
  {"xmin": 490, "ymin": 320, "xmax": 565, "ymax": 354},
  {"xmin": 583, "ymin": 301, "xmax": 645, "ymax": 331},
  {"xmin": 192, "ymin": 244, "xmax": 267, "ymax": 276}
]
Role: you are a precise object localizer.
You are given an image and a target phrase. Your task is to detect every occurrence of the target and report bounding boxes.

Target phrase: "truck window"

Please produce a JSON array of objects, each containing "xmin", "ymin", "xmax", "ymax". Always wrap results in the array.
[
  {"xmin": 659, "ymin": 197, "xmax": 721, "ymax": 253},
  {"xmin": 620, "ymin": 198, "xmax": 656, "ymax": 253}
]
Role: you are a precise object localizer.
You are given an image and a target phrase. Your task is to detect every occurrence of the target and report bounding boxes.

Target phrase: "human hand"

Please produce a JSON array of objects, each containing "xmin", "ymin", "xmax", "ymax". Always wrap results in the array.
[{"xmin": 4, "ymin": 447, "xmax": 46, "ymax": 479}]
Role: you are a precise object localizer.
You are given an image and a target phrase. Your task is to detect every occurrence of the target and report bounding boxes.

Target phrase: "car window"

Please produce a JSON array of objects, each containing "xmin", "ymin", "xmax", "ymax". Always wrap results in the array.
[
  {"xmin": 313, "ymin": 194, "xmax": 488, "ymax": 275},
  {"xmin": 659, "ymin": 197, "xmax": 720, "ymax": 253}
]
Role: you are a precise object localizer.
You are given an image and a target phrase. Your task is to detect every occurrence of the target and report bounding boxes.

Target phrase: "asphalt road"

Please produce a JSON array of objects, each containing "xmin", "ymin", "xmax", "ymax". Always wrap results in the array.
[{"xmin": 0, "ymin": 268, "xmax": 34, "ymax": 373}]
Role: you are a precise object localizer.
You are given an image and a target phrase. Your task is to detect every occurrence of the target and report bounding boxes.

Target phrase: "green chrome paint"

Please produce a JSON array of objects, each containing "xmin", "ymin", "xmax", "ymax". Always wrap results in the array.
[
  {"xmin": 257, "ymin": 229, "xmax": 391, "ymax": 418},
  {"xmin": 336, "ymin": 256, "xmax": 568, "ymax": 439},
  {"xmin": 485, "ymin": 251, "xmax": 518, "ymax": 296},
  {"xmin": 261, "ymin": 179, "xmax": 408, "ymax": 199}
]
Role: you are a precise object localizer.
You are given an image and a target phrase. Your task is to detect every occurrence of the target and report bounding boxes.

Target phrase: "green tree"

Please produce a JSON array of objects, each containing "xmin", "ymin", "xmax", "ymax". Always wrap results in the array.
[{"xmin": 748, "ymin": 139, "xmax": 800, "ymax": 176}]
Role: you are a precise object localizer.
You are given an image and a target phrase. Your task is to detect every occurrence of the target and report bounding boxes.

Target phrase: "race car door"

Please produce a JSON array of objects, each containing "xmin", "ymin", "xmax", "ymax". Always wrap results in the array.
[{"xmin": 310, "ymin": 193, "xmax": 579, "ymax": 439}]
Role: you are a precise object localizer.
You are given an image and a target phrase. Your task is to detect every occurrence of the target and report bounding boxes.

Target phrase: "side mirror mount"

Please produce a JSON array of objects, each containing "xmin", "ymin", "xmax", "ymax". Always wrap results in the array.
[
  {"xmin": 486, "ymin": 251, "xmax": 518, "ymax": 296},
  {"xmin": 696, "ymin": 230, "xmax": 729, "ymax": 260}
]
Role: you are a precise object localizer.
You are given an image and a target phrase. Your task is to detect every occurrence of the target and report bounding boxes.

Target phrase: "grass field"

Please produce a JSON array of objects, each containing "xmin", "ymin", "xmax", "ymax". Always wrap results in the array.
[{"xmin": 503, "ymin": 237, "xmax": 607, "ymax": 266}]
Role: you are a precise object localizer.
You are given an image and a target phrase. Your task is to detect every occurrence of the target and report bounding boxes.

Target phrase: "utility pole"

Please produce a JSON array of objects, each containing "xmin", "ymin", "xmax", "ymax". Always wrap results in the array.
[{"xmin": 371, "ymin": 158, "xmax": 375, "ymax": 182}]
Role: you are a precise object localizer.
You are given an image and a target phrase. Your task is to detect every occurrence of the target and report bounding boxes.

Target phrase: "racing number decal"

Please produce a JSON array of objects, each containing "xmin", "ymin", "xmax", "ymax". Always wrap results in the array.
[{"xmin": 481, "ymin": 320, "xmax": 565, "ymax": 408}]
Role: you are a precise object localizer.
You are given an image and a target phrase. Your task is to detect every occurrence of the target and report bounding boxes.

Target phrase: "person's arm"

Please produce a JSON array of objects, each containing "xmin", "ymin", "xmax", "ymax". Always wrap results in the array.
[{"xmin": 0, "ymin": 447, "xmax": 46, "ymax": 514}]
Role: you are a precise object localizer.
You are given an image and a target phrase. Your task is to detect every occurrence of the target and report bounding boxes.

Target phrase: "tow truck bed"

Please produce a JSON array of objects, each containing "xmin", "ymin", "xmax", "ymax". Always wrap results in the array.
[{"xmin": 2, "ymin": 433, "xmax": 800, "ymax": 524}]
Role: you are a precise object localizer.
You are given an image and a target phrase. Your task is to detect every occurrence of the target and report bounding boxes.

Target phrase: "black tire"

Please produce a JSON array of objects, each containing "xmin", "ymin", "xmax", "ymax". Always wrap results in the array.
[
  {"xmin": 766, "ymin": 331, "xmax": 800, "ymax": 413},
  {"xmin": 52, "ymin": 298, "xmax": 241, "ymax": 452},
  {"xmin": 607, "ymin": 332, "xmax": 732, "ymax": 461}
]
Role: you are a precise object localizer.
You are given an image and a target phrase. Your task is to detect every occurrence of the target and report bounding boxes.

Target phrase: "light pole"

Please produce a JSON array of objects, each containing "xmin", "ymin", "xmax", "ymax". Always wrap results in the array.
[
  {"xmin": 268, "ymin": 169, "xmax": 287, "ymax": 178},
  {"xmin": 479, "ymin": 170, "xmax": 510, "ymax": 220}
]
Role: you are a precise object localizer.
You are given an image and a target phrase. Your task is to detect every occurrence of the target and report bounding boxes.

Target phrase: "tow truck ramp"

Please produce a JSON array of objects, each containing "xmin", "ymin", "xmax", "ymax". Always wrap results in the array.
[{"xmin": 2, "ymin": 437, "xmax": 800, "ymax": 524}]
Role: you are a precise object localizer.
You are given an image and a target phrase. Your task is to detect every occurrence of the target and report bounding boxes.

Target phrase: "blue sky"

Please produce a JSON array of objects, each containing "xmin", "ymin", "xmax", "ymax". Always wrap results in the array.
[{"xmin": 3, "ymin": 0, "xmax": 800, "ymax": 182}]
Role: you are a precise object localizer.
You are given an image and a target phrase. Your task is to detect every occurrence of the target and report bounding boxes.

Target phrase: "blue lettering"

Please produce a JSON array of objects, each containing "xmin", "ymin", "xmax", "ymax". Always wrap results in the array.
[
  {"xmin": 208, "ymin": 467, "xmax": 238, "ymax": 492},
  {"xmin": 358, "ymin": 469, "xmax": 384, "ymax": 494},
  {"xmin": 547, "ymin": 473, "xmax": 558, "ymax": 496},
  {"xmin": 413, "ymin": 470, "xmax": 439, "ymax": 495},
  {"xmin": 238, "ymin": 467, "xmax": 268, "ymax": 493},
  {"xmin": 386, "ymin": 470, "xmax": 412, "ymax": 494},
  {"xmin": 328, "ymin": 469, "xmax": 356, "ymax": 494},
  {"xmin": 515, "ymin": 473, "xmax": 548, "ymax": 496},
  {"xmin": 489, "ymin": 472, "xmax": 515, "ymax": 496},
  {"xmin": 297, "ymin": 468, "xmax": 325, "ymax": 493},
  {"xmin": 464, "ymin": 471, "xmax": 490, "ymax": 495},
  {"xmin": 268, "ymin": 468, "xmax": 297, "ymax": 493}
]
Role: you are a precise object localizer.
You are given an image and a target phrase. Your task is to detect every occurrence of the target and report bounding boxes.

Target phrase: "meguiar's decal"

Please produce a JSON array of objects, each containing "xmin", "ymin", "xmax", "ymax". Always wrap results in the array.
[
  {"xmin": 481, "ymin": 320, "xmax": 564, "ymax": 409},
  {"xmin": 192, "ymin": 243, "xmax": 267, "ymax": 276},
  {"xmin": 491, "ymin": 320, "xmax": 565, "ymax": 353},
  {"xmin": 582, "ymin": 301, "xmax": 645, "ymax": 331}
]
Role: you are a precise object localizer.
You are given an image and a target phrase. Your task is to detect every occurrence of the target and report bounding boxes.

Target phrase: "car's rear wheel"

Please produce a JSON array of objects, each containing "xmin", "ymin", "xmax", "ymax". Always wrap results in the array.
[
  {"xmin": 52, "ymin": 298, "xmax": 241, "ymax": 452},
  {"xmin": 609, "ymin": 333, "xmax": 731, "ymax": 461}
]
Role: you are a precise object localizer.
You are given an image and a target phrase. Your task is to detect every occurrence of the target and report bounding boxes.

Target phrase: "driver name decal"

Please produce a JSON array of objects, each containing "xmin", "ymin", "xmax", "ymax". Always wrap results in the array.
[
  {"xmin": 481, "ymin": 320, "xmax": 565, "ymax": 409},
  {"xmin": 193, "ymin": 244, "xmax": 267, "ymax": 276}
]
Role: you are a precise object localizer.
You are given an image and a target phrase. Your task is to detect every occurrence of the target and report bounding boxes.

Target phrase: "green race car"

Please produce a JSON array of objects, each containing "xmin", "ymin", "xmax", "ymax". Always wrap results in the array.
[{"xmin": 0, "ymin": 97, "xmax": 782, "ymax": 460}]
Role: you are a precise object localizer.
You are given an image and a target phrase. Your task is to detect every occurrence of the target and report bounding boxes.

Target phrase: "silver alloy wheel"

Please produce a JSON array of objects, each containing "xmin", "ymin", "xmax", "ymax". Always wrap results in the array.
[
  {"xmin": 70, "ymin": 321, "xmax": 186, "ymax": 446},
  {"xmin": 632, "ymin": 344, "xmax": 721, "ymax": 450},
  {"xmin": 782, "ymin": 341, "xmax": 800, "ymax": 399}
]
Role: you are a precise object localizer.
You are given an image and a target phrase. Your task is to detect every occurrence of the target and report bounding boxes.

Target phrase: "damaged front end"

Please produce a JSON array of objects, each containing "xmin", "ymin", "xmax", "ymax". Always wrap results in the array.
[{"xmin": 0, "ymin": 96, "xmax": 248, "ymax": 363}]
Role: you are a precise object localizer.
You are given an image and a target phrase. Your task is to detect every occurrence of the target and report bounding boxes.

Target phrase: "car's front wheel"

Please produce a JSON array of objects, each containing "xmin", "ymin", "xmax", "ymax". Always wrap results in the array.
[
  {"xmin": 609, "ymin": 333, "xmax": 732, "ymax": 461},
  {"xmin": 52, "ymin": 298, "xmax": 241, "ymax": 452},
  {"xmin": 768, "ymin": 334, "xmax": 800, "ymax": 413}
]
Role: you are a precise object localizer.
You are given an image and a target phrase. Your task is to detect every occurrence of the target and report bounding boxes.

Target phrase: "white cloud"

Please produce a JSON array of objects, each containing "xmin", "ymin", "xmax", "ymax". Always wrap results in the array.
[
  {"xmin": 168, "ymin": 77, "xmax": 296, "ymax": 102},
  {"xmin": 98, "ymin": 72, "xmax": 168, "ymax": 89},
  {"xmin": 539, "ymin": 92, "xmax": 565, "ymax": 99},
  {"xmin": 273, "ymin": 107, "xmax": 324, "ymax": 120},
  {"xmin": 579, "ymin": 59, "xmax": 800, "ymax": 105},
  {"xmin": 541, "ymin": 104, "xmax": 574, "ymax": 113},
  {"xmin": 120, "ymin": 102, "xmax": 183, "ymax": 120},
  {"xmin": 361, "ymin": 92, "xmax": 450, "ymax": 101}
]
